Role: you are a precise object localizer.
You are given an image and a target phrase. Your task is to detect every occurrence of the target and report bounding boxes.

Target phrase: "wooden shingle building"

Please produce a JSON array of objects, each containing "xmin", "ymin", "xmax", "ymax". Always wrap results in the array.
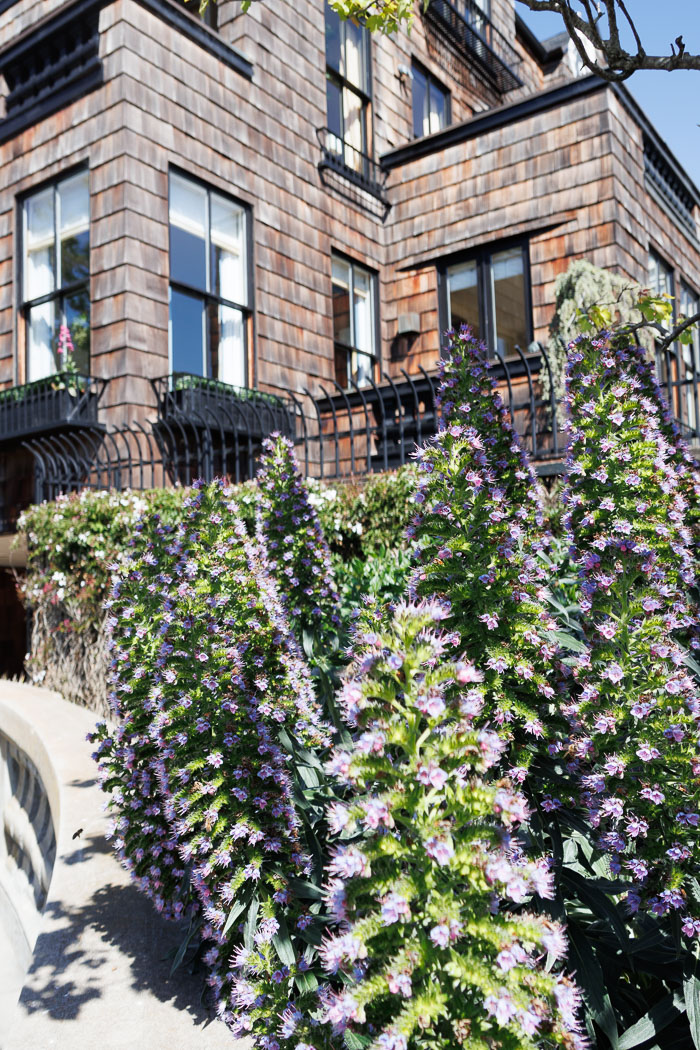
[{"xmin": 0, "ymin": 0, "xmax": 699, "ymax": 526}]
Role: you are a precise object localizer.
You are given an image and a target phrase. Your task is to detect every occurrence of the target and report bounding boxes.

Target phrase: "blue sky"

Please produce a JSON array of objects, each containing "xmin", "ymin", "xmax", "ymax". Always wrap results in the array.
[{"xmin": 515, "ymin": 1, "xmax": 700, "ymax": 187}]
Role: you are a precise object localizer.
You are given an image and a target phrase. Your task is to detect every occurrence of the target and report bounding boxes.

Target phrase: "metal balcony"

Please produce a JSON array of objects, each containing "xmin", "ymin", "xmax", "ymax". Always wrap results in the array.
[
  {"xmin": 424, "ymin": 0, "xmax": 522, "ymax": 94},
  {"xmin": 317, "ymin": 128, "xmax": 389, "ymax": 204}
]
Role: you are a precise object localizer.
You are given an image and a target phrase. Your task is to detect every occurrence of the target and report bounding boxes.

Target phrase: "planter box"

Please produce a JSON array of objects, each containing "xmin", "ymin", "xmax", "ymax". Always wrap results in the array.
[
  {"xmin": 0, "ymin": 375, "xmax": 104, "ymax": 445},
  {"xmin": 159, "ymin": 375, "xmax": 295, "ymax": 441}
]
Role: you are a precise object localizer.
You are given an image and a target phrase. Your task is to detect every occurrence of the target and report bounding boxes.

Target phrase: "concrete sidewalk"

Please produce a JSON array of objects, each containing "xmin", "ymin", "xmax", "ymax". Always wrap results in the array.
[{"xmin": 0, "ymin": 682, "xmax": 242, "ymax": 1050}]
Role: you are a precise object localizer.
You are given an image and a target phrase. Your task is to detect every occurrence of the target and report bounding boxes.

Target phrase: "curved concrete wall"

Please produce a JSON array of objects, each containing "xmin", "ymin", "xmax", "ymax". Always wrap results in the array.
[{"xmin": 0, "ymin": 681, "xmax": 243, "ymax": 1050}]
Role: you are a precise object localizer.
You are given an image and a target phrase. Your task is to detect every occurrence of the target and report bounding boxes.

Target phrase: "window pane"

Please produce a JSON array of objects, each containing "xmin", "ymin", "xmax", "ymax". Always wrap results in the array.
[
  {"xmin": 25, "ymin": 187, "xmax": 55, "ymax": 301},
  {"xmin": 170, "ymin": 288, "xmax": 205, "ymax": 375},
  {"xmin": 210, "ymin": 303, "xmax": 246, "ymax": 387},
  {"xmin": 428, "ymin": 82, "xmax": 447, "ymax": 134},
  {"xmin": 64, "ymin": 291, "xmax": 90, "ymax": 374},
  {"xmin": 351, "ymin": 350, "xmax": 373, "ymax": 387},
  {"xmin": 326, "ymin": 77, "xmax": 343, "ymax": 146},
  {"xmin": 170, "ymin": 174, "xmax": 207, "ymax": 291},
  {"xmin": 412, "ymin": 66, "xmax": 428, "ymax": 139},
  {"xmin": 211, "ymin": 194, "xmax": 246, "ymax": 306},
  {"xmin": 491, "ymin": 248, "xmax": 527, "ymax": 357},
  {"xmin": 27, "ymin": 300, "xmax": 56, "ymax": 382},
  {"xmin": 343, "ymin": 87, "xmax": 365, "ymax": 169},
  {"xmin": 648, "ymin": 251, "xmax": 673, "ymax": 298},
  {"xmin": 447, "ymin": 260, "xmax": 479, "ymax": 338},
  {"xmin": 59, "ymin": 171, "xmax": 89, "ymax": 288},
  {"xmin": 353, "ymin": 267, "xmax": 373, "ymax": 355},
  {"xmin": 344, "ymin": 19, "xmax": 366, "ymax": 91},
  {"xmin": 332, "ymin": 257, "xmax": 352, "ymax": 346},
  {"xmin": 325, "ymin": 0, "xmax": 341, "ymax": 72}
]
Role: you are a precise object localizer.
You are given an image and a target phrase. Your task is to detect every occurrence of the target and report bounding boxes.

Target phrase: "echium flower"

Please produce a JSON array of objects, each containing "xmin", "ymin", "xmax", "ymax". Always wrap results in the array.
[
  {"xmin": 315, "ymin": 600, "xmax": 584, "ymax": 1050},
  {"xmin": 256, "ymin": 433, "xmax": 340, "ymax": 643},
  {"xmin": 89, "ymin": 513, "xmax": 193, "ymax": 922},
  {"xmin": 409, "ymin": 327, "xmax": 560, "ymax": 768},
  {"xmin": 138, "ymin": 479, "xmax": 334, "ymax": 1041},
  {"xmin": 563, "ymin": 330, "xmax": 700, "ymax": 924}
]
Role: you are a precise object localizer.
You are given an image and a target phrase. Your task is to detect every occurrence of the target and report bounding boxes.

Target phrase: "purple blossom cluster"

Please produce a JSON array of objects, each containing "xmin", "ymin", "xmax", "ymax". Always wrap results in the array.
[
  {"xmin": 562, "ymin": 331, "xmax": 700, "ymax": 922},
  {"xmin": 409, "ymin": 326, "xmax": 561, "ymax": 771},
  {"xmin": 317, "ymin": 599, "xmax": 584, "ymax": 1050},
  {"xmin": 91, "ymin": 479, "xmax": 336, "ymax": 1042},
  {"xmin": 256, "ymin": 433, "xmax": 340, "ymax": 641}
]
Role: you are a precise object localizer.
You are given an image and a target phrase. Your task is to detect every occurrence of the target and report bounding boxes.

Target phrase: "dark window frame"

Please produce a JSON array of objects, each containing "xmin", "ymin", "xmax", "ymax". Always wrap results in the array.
[
  {"xmin": 173, "ymin": 0, "xmax": 217, "ymax": 30},
  {"xmin": 411, "ymin": 59, "xmax": 451, "ymax": 139},
  {"xmin": 168, "ymin": 167, "xmax": 253, "ymax": 387},
  {"xmin": 325, "ymin": 1, "xmax": 374, "ymax": 165},
  {"xmin": 437, "ymin": 238, "xmax": 533, "ymax": 357},
  {"xmin": 19, "ymin": 163, "xmax": 91, "ymax": 381},
  {"xmin": 331, "ymin": 249, "xmax": 381, "ymax": 389}
]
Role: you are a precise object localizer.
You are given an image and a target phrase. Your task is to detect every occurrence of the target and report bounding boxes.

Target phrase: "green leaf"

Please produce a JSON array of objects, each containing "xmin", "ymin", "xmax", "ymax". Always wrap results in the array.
[
  {"xmin": 683, "ymin": 974, "xmax": 700, "ymax": 1049},
  {"xmin": 617, "ymin": 991, "xmax": 686, "ymax": 1050},
  {"xmin": 545, "ymin": 629, "xmax": 589, "ymax": 654},
  {"xmin": 243, "ymin": 896, "xmax": 259, "ymax": 951},
  {"xmin": 568, "ymin": 920, "xmax": 619, "ymax": 1048},
  {"xmin": 562, "ymin": 867, "xmax": 629, "ymax": 945},
  {"xmin": 272, "ymin": 913, "xmax": 297, "ymax": 968}
]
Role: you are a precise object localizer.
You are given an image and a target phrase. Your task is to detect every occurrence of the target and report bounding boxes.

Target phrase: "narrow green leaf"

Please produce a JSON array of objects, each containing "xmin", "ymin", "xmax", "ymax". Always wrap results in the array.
[
  {"xmin": 617, "ymin": 992, "xmax": 686, "ymax": 1050},
  {"xmin": 684, "ymin": 974, "xmax": 700, "ymax": 1049},
  {"xmin": 272, "ymin": 913, "xmax": 297, "ymax": 968},
  {"xmin": 243, "ymin": 896, "xmax": 259, "ymax": 951},
  {"xmin": 562, "ymin": 868, "xmax": 629, "ymax": 945},
  {"xmin": 546, "ymin": 629, "xmax": 589, "ymax": 654},
  {"xmin": 567, "ymin": 920, "xmax": 619, "ymax": 1048}
]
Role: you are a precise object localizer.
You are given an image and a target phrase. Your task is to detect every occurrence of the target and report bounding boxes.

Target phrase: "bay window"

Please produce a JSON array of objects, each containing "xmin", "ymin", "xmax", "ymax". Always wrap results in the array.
[
  {"xmin": 444, "ymin": 243, "xmax": 530, "ymax": 357},
  {"xmin": 22, "ymin": 170, "xmax": 90, "ymax": 382},
  {"xmin": 332, "ymin": 253, "xmax": 377, "ymax": 388},
  {"xmin": 325, "ymin": 1, "xmax": 371, "ymax": 173},
  {"xmin": 169, "ymin": 171, "xmax": 249, "ymax": 388}
]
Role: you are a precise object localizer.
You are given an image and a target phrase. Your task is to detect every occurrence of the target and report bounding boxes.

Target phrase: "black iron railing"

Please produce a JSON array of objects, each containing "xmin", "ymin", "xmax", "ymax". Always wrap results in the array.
[
  {"xmin": 424, "ymin": 0, "xmax": 522, "ymax": 93},
  {"xmin": 0, "ymin": 373, "xmax": 106, "ymax": 445},
  {"xmin": 13, "ymin": 343, "xmax": 700, "ymax": 516},
  {"xmin": 289, "ymin": 344, "xmax": 563, "ymax": 479},
  {"xmin": 317, "ymin": 127, "xmax": 389, "ymax": 202}
]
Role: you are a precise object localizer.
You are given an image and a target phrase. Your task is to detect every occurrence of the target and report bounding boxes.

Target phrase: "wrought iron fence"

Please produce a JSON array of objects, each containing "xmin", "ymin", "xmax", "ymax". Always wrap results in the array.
[
  {"xmin": 317, "ymin": 127, "xmax": 389, "ymax": 203},
  {"xmin": 423, "ymin": 0, "xmax": 522, "ymax": 93},
  {"xmin": 11, "ymin": 342, "xmax": 700, "ymax": 516}
]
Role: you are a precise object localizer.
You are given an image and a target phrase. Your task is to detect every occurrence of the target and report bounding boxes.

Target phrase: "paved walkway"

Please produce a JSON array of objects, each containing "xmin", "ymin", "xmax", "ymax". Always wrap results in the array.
[{"xmin": 0, "ymin": 682, "xmax": 242, "ymax": 1050}]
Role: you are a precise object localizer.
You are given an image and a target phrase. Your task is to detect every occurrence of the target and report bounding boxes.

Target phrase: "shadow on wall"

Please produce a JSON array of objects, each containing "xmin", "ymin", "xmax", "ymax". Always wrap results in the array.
[{"xmin": 17, "ymin": 827, "xmax": 213, "ymax": 1028}]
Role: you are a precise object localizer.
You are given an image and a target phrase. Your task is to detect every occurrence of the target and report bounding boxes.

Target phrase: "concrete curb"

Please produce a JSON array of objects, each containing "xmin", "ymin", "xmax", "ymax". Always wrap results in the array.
[{"xmin": 0, "ymin": 681, "xmax": 244, "ymax": 1050}]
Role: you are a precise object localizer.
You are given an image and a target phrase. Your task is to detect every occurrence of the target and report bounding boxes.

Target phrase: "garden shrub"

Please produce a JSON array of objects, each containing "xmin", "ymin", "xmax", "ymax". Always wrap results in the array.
[
  {"xmin": 563, "ymin": 332, "xmax": 700, "ymax": 921},
  {"xmin": 409, "ymin": 328, "xmax": 561, "ymax": 771},
  {"xmin": 316, "ymin": 600, "xmax": 584, "ymax": 1050},
  {"xmin": 19, "ymin": 487, "xmax": 186, "ymax": 713}
]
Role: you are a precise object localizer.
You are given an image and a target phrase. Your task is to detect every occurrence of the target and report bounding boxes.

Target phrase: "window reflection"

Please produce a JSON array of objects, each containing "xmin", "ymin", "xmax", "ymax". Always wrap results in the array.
[
  {"xmin": 446, "ymin": 245, "xmax": 529, "ymax": 356},
  {"xmin": 332, "ymin": 253, "xmax": 377, "ymax": 388}
]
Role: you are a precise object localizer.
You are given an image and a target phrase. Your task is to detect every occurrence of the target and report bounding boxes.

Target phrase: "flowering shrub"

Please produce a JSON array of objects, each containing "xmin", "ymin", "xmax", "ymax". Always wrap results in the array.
[
  {"xmin": 563, "ymin": 332, "xmax": 700, "ymax": 922},
  {"xmin": 91, "ymin": 479, "xmax": 341, "ymax": 1043},
  {"xmin": 317, "ymin": 600, "xmax": 583, "ymax": 1050},
  {"xmin": 409, "ymin": 329, "xmax": 560, "ymax": 769},
  {"xmin": 256, "ymin": 434, "xmax": 340, "ymax": 642}
]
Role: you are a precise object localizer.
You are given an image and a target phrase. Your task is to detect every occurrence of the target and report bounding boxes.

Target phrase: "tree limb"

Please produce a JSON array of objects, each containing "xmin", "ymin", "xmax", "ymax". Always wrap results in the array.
[{"xmin": 516, "ymin": 0, "xmax": 700, "ymax": 81}]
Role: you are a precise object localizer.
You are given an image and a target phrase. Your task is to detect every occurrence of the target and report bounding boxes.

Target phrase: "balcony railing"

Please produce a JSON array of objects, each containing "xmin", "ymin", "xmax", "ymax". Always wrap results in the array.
[
  {"xmin": 317, "ymin": 127, "xmax": 389, "ymax": 203},
  {"xmin": 424, "ymin": 0, "xmax": 522, "ymax": 94},
  {"xmin": 0, "ymin": 373, "xmax": 106, "ymax": 445}
]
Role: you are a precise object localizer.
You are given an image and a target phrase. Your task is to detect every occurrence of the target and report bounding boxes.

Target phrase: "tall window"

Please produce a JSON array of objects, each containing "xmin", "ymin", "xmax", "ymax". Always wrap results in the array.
[
  {"xmin": 325, "ymin": 1, "xmax": 371, "ymax": 173},
  {"xmin": 648, "ymin": 249, "xmax": 674, "ymax": 305},
  {"xmin": 412, "ymin": 62, "xmax": 450, "ymax": 138},
  {"xmin": 22, "ymin": 170, "xmax": 90, "ymax": 382},
  {"xmin": 169, "ymin": 171, "xmax": 249, "ymax": 388},
  {"xmin": 445, "ymin": 244, "xmax": 530, "ymax": 357},
  {"xmin": 332, "ymin": 254, "xmax": 377, "ymax": 388}
]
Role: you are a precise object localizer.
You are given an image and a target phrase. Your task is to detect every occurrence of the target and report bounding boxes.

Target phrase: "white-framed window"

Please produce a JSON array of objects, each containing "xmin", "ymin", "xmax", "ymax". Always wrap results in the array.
[
  {"xmin": 332, "ymin": 253, "xmax": 378, "ymax": 388},
  {"xmin": 168, "ymin": 171, "xmax": 250, "ymax": 387},
  {"xmin": 22, "ymin": 170, "xmax": 90, "ymax": 382},
  {"xmin": 325, "ymin": 1, "xmax": 371, "ymax": 174}
]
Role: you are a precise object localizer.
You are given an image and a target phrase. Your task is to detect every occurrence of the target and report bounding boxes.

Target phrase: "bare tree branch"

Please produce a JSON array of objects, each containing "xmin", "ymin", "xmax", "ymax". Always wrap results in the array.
[{"xmin": 517, "ymin": 0, "xmax": 700, "ymax": 81}]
